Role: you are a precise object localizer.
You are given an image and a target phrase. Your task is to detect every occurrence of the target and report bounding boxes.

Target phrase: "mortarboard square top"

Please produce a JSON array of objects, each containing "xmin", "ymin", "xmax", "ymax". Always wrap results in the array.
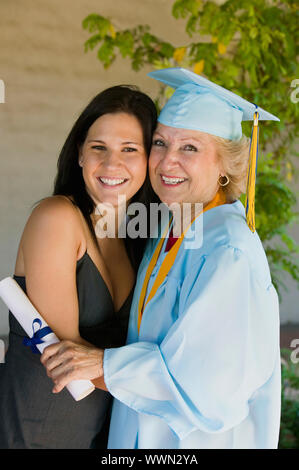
[{"xmin": 148, "ymin": 67, "xmax": 279, "ymax": 141}]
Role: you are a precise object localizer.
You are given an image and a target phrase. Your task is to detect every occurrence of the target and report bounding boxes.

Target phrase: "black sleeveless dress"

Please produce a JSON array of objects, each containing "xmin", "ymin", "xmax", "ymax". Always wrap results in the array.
[{"xmin": 0, "ymin": 250, "xmax": 134, "ymax": 449}]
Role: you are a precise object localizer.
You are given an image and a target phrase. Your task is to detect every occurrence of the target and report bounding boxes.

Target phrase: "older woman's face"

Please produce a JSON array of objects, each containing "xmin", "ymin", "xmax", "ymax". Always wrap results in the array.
[{"xmin": 149, "ymin": 123, "xmax": 223, "ymax": 207}]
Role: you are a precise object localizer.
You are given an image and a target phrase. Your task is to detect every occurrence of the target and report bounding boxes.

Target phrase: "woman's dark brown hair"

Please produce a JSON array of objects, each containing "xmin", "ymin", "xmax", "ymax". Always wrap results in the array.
[{"xmin": 50, "ymin": 85, "xmax": 159, "ymax": 271}]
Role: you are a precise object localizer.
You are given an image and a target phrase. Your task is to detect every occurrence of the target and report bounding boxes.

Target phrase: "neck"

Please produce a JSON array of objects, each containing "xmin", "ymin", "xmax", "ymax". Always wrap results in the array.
[
  {"xmin": 171, "ymin": 189, "xmax": 225, "ymax": 237},
  {"xmin": 171, "ymin": 203, "xmax": 201, "ymax": 237}
]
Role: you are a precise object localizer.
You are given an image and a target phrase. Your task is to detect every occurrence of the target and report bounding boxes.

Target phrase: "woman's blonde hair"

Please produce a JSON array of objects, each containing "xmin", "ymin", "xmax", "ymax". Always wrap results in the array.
[{"xmin": 212, "ymin": 134, "xmax": 251, "ymax": 202}]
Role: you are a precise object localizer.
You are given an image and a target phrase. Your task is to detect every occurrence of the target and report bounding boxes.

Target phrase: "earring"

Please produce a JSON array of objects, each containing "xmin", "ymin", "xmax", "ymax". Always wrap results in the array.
[{"xmin": 218, "ymin": 174, "xmax": 230, "ymax": 186}]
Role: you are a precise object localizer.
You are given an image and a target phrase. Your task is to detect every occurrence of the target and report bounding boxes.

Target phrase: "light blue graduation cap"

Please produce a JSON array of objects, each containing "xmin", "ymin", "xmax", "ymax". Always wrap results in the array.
[
  {"xmin": 148, "ymin": 67, "xmax": 280, "ymax": 232},
  {"xmin": 148, "ymin": 67, "xmax": 279, "ymax": 140}
]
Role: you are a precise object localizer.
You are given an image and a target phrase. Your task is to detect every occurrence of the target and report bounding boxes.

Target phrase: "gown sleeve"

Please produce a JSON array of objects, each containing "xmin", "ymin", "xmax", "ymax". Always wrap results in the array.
[{"xmin": 103, "ymin": 245, "xmax": 280, "ymax": 440}]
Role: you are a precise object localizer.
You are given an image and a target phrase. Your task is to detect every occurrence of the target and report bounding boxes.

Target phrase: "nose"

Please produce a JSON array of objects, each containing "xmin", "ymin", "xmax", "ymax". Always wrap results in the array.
[
  {"xmin": 101, "ymin": 149, "xmax": 123, "ymax": 170},
  {"xmin": 158, "ymin": 146, "xmax": 180, "ymax": 171}
]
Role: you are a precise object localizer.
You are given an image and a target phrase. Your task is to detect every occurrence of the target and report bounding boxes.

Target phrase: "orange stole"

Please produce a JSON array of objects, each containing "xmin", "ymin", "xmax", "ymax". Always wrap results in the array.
[{"xmin": 137, "ymin": 190, "xmax": 227, "ymax": 332}]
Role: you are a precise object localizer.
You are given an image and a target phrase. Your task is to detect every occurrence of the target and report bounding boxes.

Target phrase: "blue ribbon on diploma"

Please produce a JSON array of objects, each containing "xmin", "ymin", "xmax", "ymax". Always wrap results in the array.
[{"xmin": 23, "ymin": 318, "xmax": 52, "ymax": 354}]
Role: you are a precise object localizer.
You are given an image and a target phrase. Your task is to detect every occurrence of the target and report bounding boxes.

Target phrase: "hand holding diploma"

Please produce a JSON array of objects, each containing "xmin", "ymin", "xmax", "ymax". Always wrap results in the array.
[
  {"xmin": 41, "ymin": 341, "xmax": 107, "ymax": 393},
  {"xmin": 0, "ymin": 276, "xmax": 96, "ymax": 401}
]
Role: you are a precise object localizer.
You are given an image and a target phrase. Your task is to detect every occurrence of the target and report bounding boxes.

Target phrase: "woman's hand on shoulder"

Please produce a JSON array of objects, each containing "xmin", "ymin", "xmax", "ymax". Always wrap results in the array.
[{"xmin": 21, "ymin": 195, "xmax": 85, "ymax": 341}]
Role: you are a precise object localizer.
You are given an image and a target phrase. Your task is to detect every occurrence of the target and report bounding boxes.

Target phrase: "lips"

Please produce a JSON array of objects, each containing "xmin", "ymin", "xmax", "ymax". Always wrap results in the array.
[
  {"xmin": 97, "ymin": 176, "xmax": 129, "ymax": 187},
  {"xmin": 160, "ymin": 174, "xmax": 187, "ymax": 186}
]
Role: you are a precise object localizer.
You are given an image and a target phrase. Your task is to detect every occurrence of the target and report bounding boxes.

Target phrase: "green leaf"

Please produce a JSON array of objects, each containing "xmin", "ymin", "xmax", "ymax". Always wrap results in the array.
[
  {"xmin": 82, "ymin": 14, "xmax": 111, "ymax": 37},
  {"xmin": 142, "ymin": 32, "xmax": 155, "ymax": 48},
  {"xmin": 250, "ymin": 27, "xmax": 258, "ymax": 39},
  {"xmin": 131, "ymin": 46, "xmax": 145, "ymax": 71},
  {"xmin": 160, "ymin": 42, "xmax": 175, "ymax": 59},
  {"xmin": 84, "ymin": 34, "xmax": 103, "ymax": 52},
  {"xmin": 172, "ymin": 0, "xmax": 201, "ymax": 19},
  {"xmin": 97, "ymin": 39, "xmax": 115, "ymax": 67},
  {"xmin": 116, "ymin": 31, "xmax": 135, "ymax": 58}
]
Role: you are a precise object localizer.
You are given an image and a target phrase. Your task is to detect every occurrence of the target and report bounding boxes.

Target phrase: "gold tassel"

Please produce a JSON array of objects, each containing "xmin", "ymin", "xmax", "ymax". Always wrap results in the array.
[{"xmin": 245, "ymin": 111, "xmax": 259, "ymax": 233}]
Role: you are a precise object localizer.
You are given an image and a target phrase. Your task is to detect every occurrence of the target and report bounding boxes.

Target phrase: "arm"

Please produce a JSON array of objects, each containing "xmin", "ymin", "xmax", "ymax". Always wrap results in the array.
[
  {"xmin": 92, "ymin": 376, "xmax": 108, "ymax": 391},
  {"xmin": 20, "ymin": 196, "xmax": 86, "ymax": 343},
  {"xmin": 103, "ymin": 246, "xmax": 280, "ymax": 439},
  {"xmin": 42, "ymin": 246, "xmax": 279, "ymax": 438},
  {"xmin": 41, "ymin": 339, "xmax": 108, "ymax": 392}
]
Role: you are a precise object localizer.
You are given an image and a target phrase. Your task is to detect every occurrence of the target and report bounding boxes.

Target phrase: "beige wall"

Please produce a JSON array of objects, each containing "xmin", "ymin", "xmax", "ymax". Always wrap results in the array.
[{"xmin": 0, "ymin": 0, "xmax": 298, "ymax": 336}]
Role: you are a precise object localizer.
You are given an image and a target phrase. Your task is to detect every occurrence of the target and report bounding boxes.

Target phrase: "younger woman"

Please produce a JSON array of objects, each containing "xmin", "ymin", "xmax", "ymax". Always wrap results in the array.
[{"xmin": 0, "ymin": 85, "xmax": 157, "ymax": 449}]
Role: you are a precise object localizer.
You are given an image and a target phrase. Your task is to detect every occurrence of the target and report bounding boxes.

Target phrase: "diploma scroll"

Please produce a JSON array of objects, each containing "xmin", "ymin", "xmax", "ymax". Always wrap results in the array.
[{"xmin": 0, "ymin": 276, "xmax": 95, "ymax": 401}]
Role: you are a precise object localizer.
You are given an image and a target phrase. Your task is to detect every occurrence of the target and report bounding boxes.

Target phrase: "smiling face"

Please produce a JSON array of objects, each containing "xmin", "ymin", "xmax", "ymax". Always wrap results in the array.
[
  {"xmin": 79, "ymin": 112, "xmax": 148, "ymax": 207},
  {"xmin": 149, "ymin": 123, "xmax": 224, "ymax": 207}
]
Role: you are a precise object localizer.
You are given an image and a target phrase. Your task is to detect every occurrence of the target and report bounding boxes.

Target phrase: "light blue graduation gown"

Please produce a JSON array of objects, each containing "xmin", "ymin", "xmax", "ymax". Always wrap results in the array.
[{"xmin": 104, "ymin": 200, "xmax": 281, "ymax": 449}]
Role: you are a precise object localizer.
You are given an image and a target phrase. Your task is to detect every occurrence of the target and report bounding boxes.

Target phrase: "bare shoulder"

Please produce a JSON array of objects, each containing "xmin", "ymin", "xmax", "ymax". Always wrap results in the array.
[
  {"xmin": 27, "ymin": 195, "xmax": 81, "ymax": 228},
  {"xmin": 21, "ymin": 195, "xmax": 84, "ymax": 251},
  {"xmin": 30, "ymin": 195, "xmax": 77, "ymax": 217}
]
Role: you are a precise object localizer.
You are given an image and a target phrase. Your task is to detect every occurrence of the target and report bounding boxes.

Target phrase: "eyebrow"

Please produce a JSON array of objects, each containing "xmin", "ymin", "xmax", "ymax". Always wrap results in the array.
[
  {"xmin": 122, "ymin": 141, "xmax": 142, "ymax": 145},
  {"xmin": 153, "ymin": 133, "xmax": 203, "ymax": 144},
  {"xmin": 180, "ymin": 137, "xmax": 203, "ymax": 143},
  {"xmin": 88, "ymin": 139, "xmax": 142, "ymax": 145}
]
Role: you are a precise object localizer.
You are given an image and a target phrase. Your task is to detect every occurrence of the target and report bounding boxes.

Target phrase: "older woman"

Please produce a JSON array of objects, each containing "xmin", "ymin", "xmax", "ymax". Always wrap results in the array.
[{"xmin": 41, "ymin": 68, "xmax": 281, "ymax": 449}]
